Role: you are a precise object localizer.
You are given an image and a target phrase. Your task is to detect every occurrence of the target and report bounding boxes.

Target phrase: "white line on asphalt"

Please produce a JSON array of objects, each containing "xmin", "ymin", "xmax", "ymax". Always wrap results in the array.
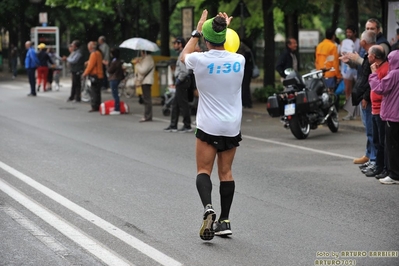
[
  {"xmin": 0, "ymin": 161, "xmax": 182, "ymax": 266},
  {"xmin": 0, "ymin": 178, "xmax": 132, "ymax": 266},
  {"xmin": 0, "ymin": 206, "xmax": 69, "ymax": 257},
  {"xmin": 242, "ymin": 135, "xmax": 355, "ymax": 160}
]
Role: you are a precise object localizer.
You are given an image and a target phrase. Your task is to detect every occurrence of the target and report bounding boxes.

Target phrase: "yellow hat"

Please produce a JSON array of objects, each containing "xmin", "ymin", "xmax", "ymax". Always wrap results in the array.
[{"xmin": 38, "ymin": 43, "xmax": 46, "ymax": 49}]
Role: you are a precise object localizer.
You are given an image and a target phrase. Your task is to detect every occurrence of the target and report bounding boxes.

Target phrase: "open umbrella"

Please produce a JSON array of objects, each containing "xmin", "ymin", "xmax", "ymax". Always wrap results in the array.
[{"xmin": 119, "ymin": 37, "xmax": 159, "ymax": 52}]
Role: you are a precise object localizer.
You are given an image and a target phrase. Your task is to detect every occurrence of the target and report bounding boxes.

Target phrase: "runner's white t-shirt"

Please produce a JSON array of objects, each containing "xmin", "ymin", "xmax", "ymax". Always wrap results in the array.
[
  {"xmin": 185, "ymin": 50, "xmax": 245, "ymax": 136},
  {"xmin": 340, "ymin": 39, "xmax": 355, "ymax": 54}
]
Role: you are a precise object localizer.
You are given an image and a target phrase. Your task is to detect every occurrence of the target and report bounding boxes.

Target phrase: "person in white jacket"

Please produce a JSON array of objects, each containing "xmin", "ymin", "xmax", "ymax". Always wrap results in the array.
[{"xmin": 133, "ymin": 50, "xmax": 155, "ymax": 122}]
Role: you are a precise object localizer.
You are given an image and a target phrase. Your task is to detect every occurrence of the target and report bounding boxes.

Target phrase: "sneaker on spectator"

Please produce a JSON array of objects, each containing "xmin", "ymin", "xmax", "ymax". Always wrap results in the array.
[
  {"xmin": 358, "ymin": 161, "xmax": 371, "ymax": 169},
  {"xmin": 364, "ymin": 167, "xmax": 382, "ymax": 177},
  {"xmin": 379, "ymin": 176, "xmax": 399, "ymax": 185},
  {"xmin": 214, "ymin": 220, "xmax": 232, "ymax": 236},
  {"xmin": 375, "ymin": 170, "xmax": 388, "ymax": 180},
  {"xmin": 178, "ymin": 127, "xmax": 193, "ymax": 133},
  {"xmin": 199, "ymin": 204, "xmax": 216, "ymax": 241},
  {"xmin": 163, "ymin": 126, "xmax": 177, "ymax": 132},
  {"xmin": 354, "ymin": 156, "xmax": 369, "ymax": 164},
  {"xmin": 361, "ymin": 163, "xmax": 375, "ymax": 173}
]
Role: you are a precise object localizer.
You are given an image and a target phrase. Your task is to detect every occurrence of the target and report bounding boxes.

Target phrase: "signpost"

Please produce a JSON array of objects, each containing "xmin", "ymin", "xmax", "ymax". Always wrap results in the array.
[{"xmin": 181, "ymin": 7, "xmax": 194, "ymax": 40}]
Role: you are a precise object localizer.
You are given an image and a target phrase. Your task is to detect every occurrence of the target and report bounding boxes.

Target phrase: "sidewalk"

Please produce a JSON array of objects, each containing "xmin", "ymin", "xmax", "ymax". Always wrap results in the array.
[{"xmin": 0, "ymin": 71, "xmax": 364, "ymax": 132}]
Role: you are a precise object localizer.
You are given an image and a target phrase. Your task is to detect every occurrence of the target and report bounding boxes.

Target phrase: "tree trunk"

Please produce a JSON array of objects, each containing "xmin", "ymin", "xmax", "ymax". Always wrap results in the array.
[
  {"xmin": 344, "ymin": 0, "xmax": 359, "ymax": 35},
  {"xmin": 262, "ymin": 0, "xmax": 275, "ymax": 87},
  {"xmin": 284, "ymin": 12, "xmax": 300, "ymax": 70},
  {"xmin": 380, "ymin": 0, "xmax": 388, "ymax": 38},
  {"xmin": 160, "ymin": 0, "xmax": 170, "ymax": 56},
  {"xmin": 331, "ymin": 0, "xmax": 341, "ymax": 31}
]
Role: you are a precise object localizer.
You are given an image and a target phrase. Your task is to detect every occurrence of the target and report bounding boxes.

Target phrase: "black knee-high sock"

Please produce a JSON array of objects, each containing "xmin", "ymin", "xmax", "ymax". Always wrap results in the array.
[
  {"xmin": 196, "ymin": 173, "xmax": 212, "ymax": 208},
  {"xmin": 219, "ymin": 181, "xmax": 235, "ymax": 221}
]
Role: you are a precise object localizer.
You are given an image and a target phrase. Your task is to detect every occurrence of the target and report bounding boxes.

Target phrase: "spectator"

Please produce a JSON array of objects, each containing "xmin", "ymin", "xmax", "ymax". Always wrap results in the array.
[
  {"xmin": 366, "ymin": 45, "xmax": 388, "ymax": 178},
  {"xmin": 133, "ymin": 50, "xmax": 155, "ymax": 122},
  {"xmin": 98, "ymin": 36, "xmax": 110, "ymax": 90},
  {"xmin": 63, "ymin": 40, "xmax": 85, "ymax": 102},
  {"xmin": 36, "ymin": 43, "xmax": 53, "ymax": 92},
  {"xmin": 315, "ymin": 28, "xmax": 342, "ymax": 90},
  {"xmin": 275, "ymin": 37, "xmax": 298, "ymax": 82},
  {"xmin": 164, "ymin": 37, "xmax": 192, "ymax": 132},
  {"xmin": 83, "ymin": 41, "xmax": 104, "ymax": 112},
  {"xmin": 181, "ymin": 10, "xmax": 245, "ymax": 241},
  {"xmin": 46, "ymin": 47, "xmax": 62, "ymax": 91},
  {"xmin": 341, "ymin": 30, "xmax": 377, "ymax": 167},
  {"xmin": 365, "ymin": 18, "xmax": 390, "ymax": 56},
  {"xmin": 24, "ymin": 41, "xmax": 39, "ymax": 96},
  {"xmin": 371, "ymin": 49, "xmax": 399, "ymax": 185},
  {"xmin": 107, "ymin": 48, "xmax": 124, "ymax": 115},
  {"xmin": 340, "ymin": 25, "xmax": 361, "ymax": 120},
  {"xmin": 390, "ymin": 28, "xmax": 399, "ymax": 51}
]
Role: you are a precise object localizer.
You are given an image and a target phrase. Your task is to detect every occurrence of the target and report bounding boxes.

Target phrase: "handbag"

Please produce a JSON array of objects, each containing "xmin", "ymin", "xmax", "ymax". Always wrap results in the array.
[{"xmin": 135, "ymin": 85, "xmax": 143, "ymax": 96}]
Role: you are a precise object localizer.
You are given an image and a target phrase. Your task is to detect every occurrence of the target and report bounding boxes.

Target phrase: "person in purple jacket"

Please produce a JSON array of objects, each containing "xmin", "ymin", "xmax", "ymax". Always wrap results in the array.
[{"xmin": 370, "ymin": 49, "xmax": 399, "ymax": 185}]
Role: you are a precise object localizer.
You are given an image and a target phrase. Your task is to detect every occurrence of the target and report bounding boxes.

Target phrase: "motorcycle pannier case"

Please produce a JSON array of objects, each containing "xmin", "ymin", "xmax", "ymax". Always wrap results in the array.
[
  {"xmin": 296, "ymin": 90, "xmax": 318, "ymax": 113},
  {"xmin": 266, "ymin": 95, "xmax": 284, "ymax": 117}
]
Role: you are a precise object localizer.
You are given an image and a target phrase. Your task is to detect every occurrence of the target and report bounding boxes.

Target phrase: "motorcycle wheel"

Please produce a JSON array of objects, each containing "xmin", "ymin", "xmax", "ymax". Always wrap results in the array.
[
  {"xmin": 289, "ymin": 115, "xmax": 310, "ymax": 139},
  {"xmin": 327, "ymin": 107, "xmax": 339, "ymax": 133}
]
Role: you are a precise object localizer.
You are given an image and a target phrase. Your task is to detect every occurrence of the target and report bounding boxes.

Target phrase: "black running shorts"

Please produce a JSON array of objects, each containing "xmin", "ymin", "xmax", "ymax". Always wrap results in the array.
[{"xmin": 195, "ymin": 128, "xmax": 242, "ymax": 152}]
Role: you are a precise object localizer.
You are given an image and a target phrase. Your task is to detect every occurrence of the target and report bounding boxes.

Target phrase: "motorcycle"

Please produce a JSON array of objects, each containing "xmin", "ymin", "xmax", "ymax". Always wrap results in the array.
[{"xmin": 266, "ymin": 68, "xmax": 339, "ymax": 139}]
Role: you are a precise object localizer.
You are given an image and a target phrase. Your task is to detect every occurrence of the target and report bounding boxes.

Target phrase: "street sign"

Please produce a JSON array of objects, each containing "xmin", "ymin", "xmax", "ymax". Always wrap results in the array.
[{"xmin": 39, "ymin": 12, "xmax": 48, "ymax": 24}]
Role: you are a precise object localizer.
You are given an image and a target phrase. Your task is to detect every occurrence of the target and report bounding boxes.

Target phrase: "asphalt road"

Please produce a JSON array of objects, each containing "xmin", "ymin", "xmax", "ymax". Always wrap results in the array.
[{"xmin": 0, "ymin": 77, "xmax": 398, "ymax": 266}]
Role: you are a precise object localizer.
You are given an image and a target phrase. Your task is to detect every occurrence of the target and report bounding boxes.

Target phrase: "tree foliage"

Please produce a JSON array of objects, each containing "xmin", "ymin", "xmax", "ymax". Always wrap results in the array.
[{"xmin": 0, "ymin": 0, "xmax": 390, "ymax": 85}]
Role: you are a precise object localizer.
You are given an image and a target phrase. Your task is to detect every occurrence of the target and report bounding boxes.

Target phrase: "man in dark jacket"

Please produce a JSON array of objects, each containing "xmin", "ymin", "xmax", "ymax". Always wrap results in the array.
[
  {"xmin": 275, "ymin": 37, "xmax": 298, "ymax": 82},
  {"xmin": 63, "ymin": 40, "xmax": 85, "ymax": 102},
  {"xmin": 342, "ymin": 30, "xmax": 377, "ymax": 168}
]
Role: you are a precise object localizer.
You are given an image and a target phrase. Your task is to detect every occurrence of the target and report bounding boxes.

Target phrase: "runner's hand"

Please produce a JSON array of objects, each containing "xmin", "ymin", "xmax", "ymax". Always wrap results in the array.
[{"xmin": 218, "ymin": 12, "xmax": 233, "ymax": 26}]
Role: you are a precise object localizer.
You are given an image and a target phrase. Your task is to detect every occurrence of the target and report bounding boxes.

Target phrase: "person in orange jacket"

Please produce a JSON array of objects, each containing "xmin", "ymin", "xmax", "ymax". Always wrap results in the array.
[
  {"xmin": 83, "ymin": 41, "xmax": 104, "ymax": 112},
  {"xmin": 315, "ymin": 28, "xmax": 342, "ymax": 90}
]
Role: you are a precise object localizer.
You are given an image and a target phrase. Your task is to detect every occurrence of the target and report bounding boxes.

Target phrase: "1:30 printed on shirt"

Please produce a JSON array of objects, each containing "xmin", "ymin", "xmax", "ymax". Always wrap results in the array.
[{"xmin": 207, "ymin": 62, "xmax": 241, "ymax": 74}]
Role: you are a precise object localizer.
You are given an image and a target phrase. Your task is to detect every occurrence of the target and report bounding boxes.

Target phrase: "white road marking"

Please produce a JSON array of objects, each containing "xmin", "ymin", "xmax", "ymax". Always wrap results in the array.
[
  {"xmin": 0, "ymin": 206, "xmax": 69, "ymax": 257},
  {"xmin": 242, "ymin": 135, "xmax": 355, "ymax": 160},
  {"xmin": 0, "ymin": 161, "xmax": 182, "ymax": 266},
  {"xmin": 0, "ymin": 178, "xmax": 132, "ymax": 266}
]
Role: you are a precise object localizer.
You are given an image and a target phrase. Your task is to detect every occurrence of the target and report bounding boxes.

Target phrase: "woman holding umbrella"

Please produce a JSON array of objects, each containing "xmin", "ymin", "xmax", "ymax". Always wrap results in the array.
[
  {"xmin": 119, "ymin": 37, "xmax": 158, "ymax": 122},
  {"xmin": 133, "ymin": 50, "xmax": 155, "ymax": 122}
]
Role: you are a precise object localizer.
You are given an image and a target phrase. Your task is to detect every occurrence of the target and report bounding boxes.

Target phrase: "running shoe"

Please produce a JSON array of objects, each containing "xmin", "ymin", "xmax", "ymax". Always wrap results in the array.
[
  {"xmin": 199, "ymin": 204, "xmax": 216, "ymax": 241},
  {"xmin": 214, "ymin": 220, "xmax": 232, "ymax": 236},
  {"xmin": 379, "ymin": 176, "xmax": 399, "ymax": 185}
]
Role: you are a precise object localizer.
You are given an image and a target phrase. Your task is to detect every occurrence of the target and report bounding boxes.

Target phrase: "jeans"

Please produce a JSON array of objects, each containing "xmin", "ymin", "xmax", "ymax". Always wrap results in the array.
[
  {"xmin": 372, "ymin": 114, "xmax": 385, "ymax": 171},
  {"xmin": 109, "ymin": 80, "xmax": 120, "ymax": 111},
  {"xmin": 27, "ymin": 68, "xmax": 36, "ymax": 95},
  {"xmin": 142, "ymin": 84, "xmax": 152, "ymax": 120},
  {"xmin": 90, "ymin": 78, "xmax": 102, "ymax": 110},
  {"xmin": 170, "ymin": 78, "xmax": 191, "ymax": 128},
  {"xmin": 70, "ymin": 71, "xmax": 82, "ymax": 101},
  {"xmin": 361, "ymin": 102, "xmax": 376, "ymax": 161},
  {"xmin": 102, "ymin": 64, "xmax": 108, "ymax": 89}
]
